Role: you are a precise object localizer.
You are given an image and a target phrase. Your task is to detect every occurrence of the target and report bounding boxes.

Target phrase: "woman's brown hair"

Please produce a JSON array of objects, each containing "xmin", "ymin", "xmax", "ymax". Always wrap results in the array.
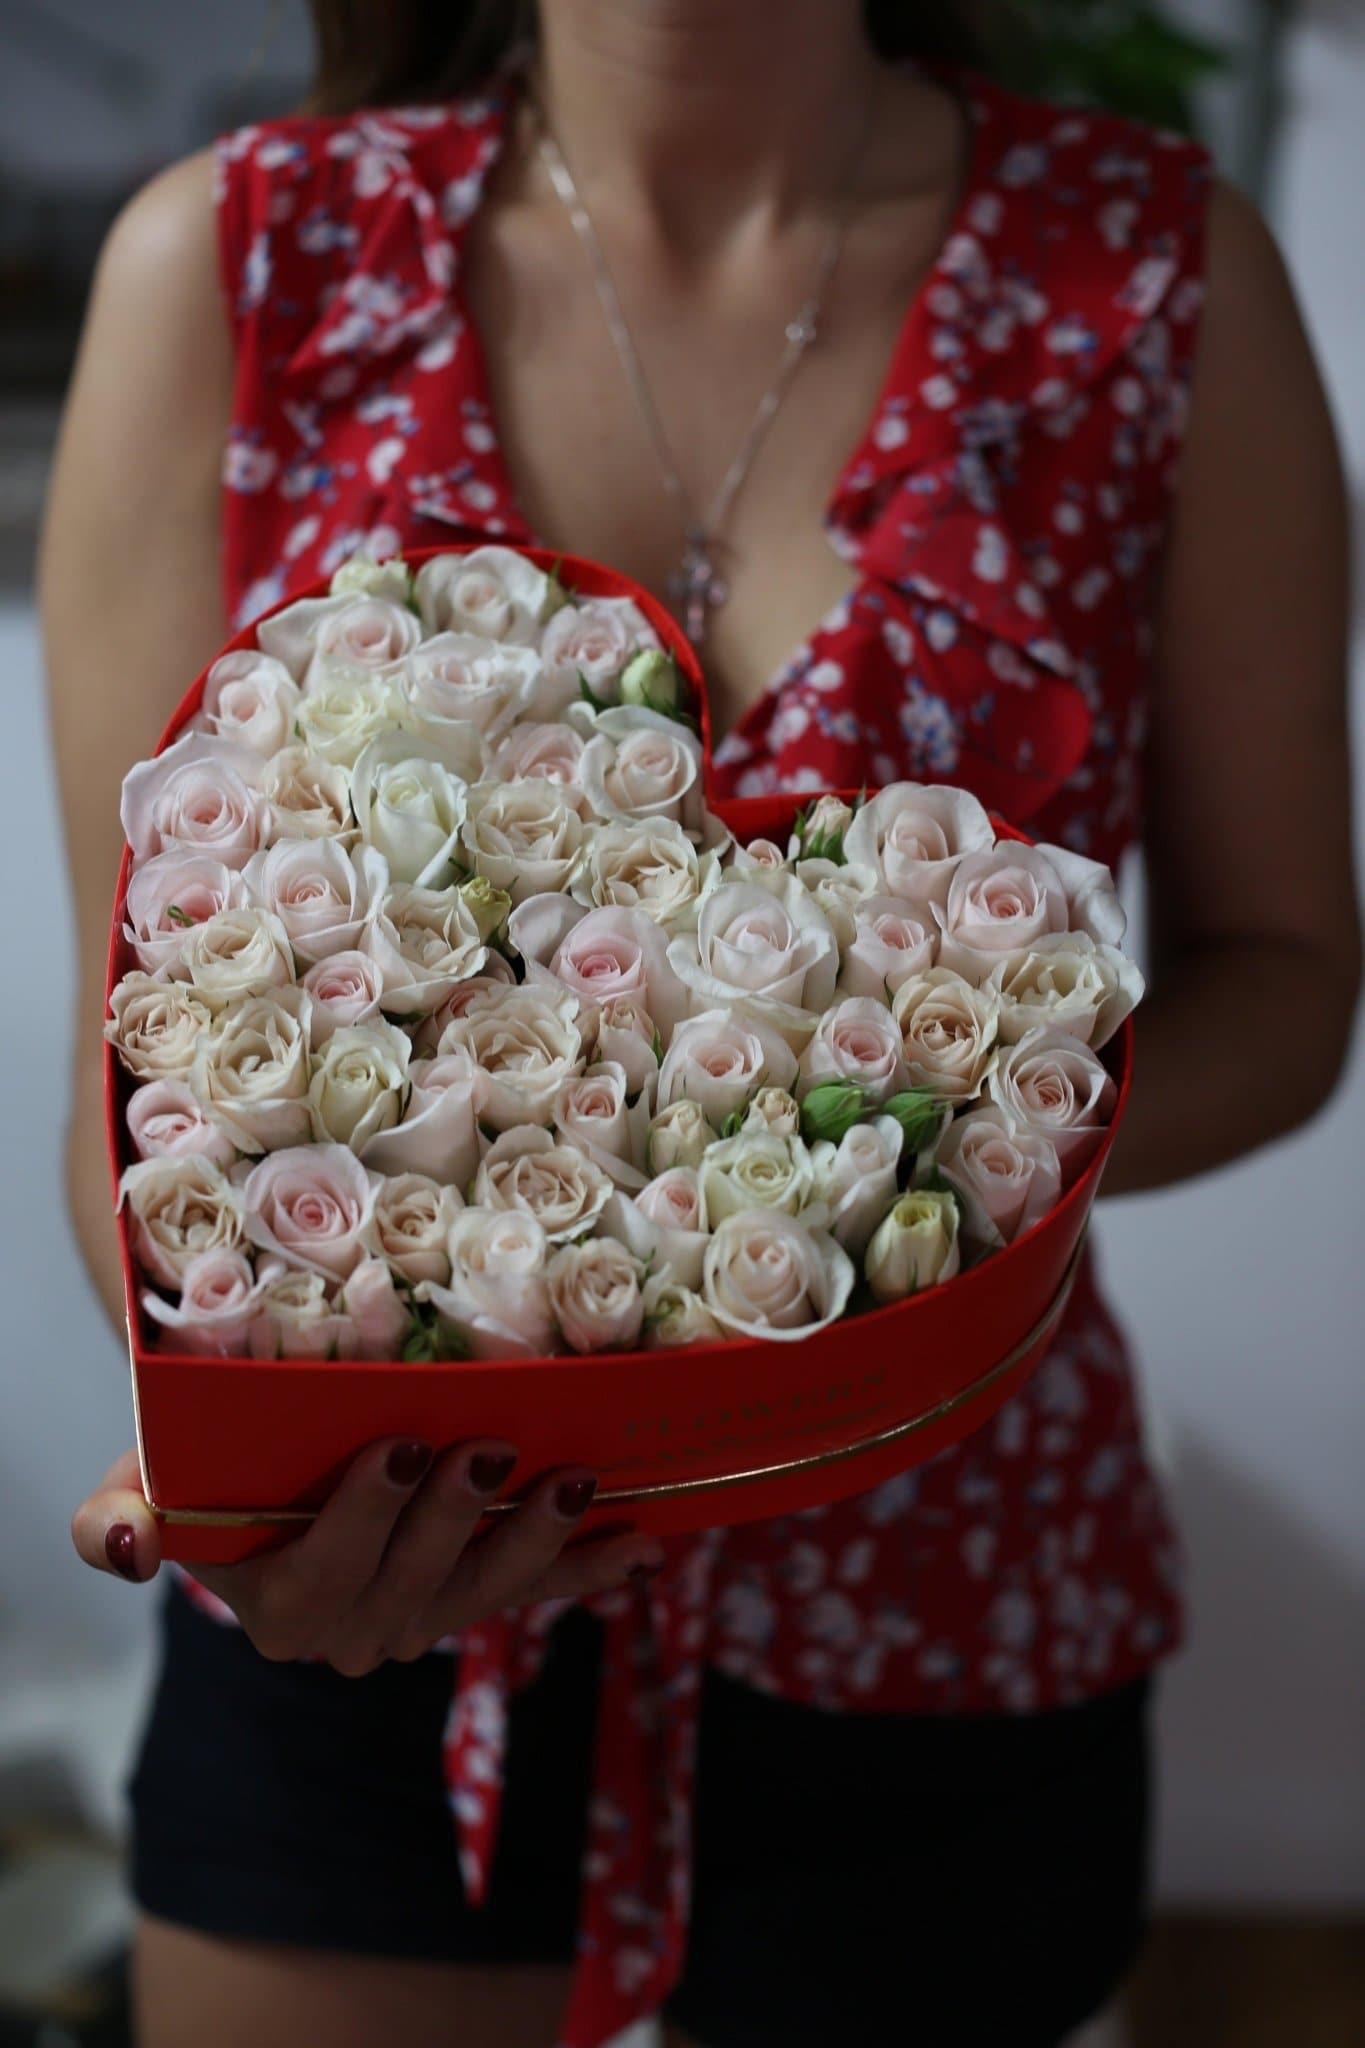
[{"xmin": 307, "ymin": 1, "xmax": 1000, "ymax": 114}]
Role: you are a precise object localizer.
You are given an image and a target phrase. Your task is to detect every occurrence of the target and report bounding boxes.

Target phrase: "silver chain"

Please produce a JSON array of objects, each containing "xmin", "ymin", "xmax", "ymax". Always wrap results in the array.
[{"xmin": 527, "ymin": 84, "xmax": 875, "ymax": 644}]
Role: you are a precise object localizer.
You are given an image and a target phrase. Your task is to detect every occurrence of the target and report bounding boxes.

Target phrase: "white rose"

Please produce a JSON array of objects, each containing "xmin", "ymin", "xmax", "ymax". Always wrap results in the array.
[
  {"xmin": 602, "ymin": 1168, "xmax": 710, "ymax": 1291},
  {"xmin": 491, "ymin": 719, "xmax": 587, "ymax": 802},
  {"xmin": 535, "ymin": 597, "xmax": 660, "ymax": 717},
  {"xmin": 300, "ymin": 949, "xmax": 386, "ymax": 1045},
  {"xmin": 843, "ymin": 781, "xmax": 994, "ymax": 906},
  {"xmin": 548, "ymin": 1237, "xmax": 645, "ymax": 1353},
  {"xmin": 645, "ymin": 1099, "xmax": 718, "ymax": 1177},
  {"xmin": 742, "ymin": 1086, "xmax": 802, "ymax": 1138},
  {"xmin": 668, "ymin": 874, "xmax": 839, "ymax": 1042},
  {"xmin": 199, "ymin": 648, "xmax": 300, "ymax": 755},
  {"xmin": 437, "ymin": 985, "xmax": 587, "ymax": 1131},
  {"xmin": 247, "ymin": 1261, "xmax": 351, "ymax": 1360},
  {"xmin": 241, "ymin": 1143, "xmax": 379, "ymax": 1281},
  {"xmin": 509, "ymin": 896, "xmax": 691, "ymax": 1036},
  {"xmin": 988, "ymin": 932, "xmax": 1143, "ymax": 1050},
  {"xmin": 414, "ymin": 545, "xmax": 553, "ymax": 644},
  {"xmin": 474, "ymin": 1125, "xmax": 613, "ymax": 1245},
  {"xmin": 141, "ymin": 1247, "xmax": 266, "ymax": 1355},
  {"xmin": 368, "ymin": 1171, "xmax": 463, "ymax": 1285},
  {"xmin": 258, "ymin": 592, "xmax": 422, "ymax": 686},
  {"xmin": 985, "ymin": 1027, "xmax": 1117, "ymax": 1181},
  {"xmin": 294, "ymin": 673, "xmax": 404, "ymax": 768},
  {"xmin": 701, "ymin": 1210, "xmax": 855, "ymax": 1341},
  {"xmin": 641, "ymin": 1273, "xmax": 724, "ymax": 1348},
  {"xmin": 242, "ymin": 838, "xmax": 386, "ymax": 962},
  {"xmin": 329, "ymin": 551, "xmax": 412, "ymax": 604},
  {"xmin": 798, "ymin": 996, "xmax": 909, "ymax": 1106},
  {"xmin": 121, "ymin": 732, "xmax": 267, "ymax": 869},
  {"xmin": 192, "ymin": 986, "xmax": 314, "ymax": 1152},
  {"xmin": 892, "ymin": 969, "xmax": 1001, "ymax": 1103},
  {"xmin": 1033, "ymin": 841, "xmax": 1127, "ymax": 947},
  {"xmin": 399, "ymin": 631, "xmax": 539, "ymax": 748},
  {"xmin": 461, "ymin": 780, "xmax": 586, "ymax": 903},
  {"xmin": 790, "ymin": 793, "xmax": 856, "ymax": 861},
  {"xmin": 655, "ymin": 1008, "xmax": 798, "ymax": 1126},
  {"xmin": 123, "ymin": 849, "xmax": 246, "ymax": 975},
  {"xmin": 729, "ymin": 837, "xmax": 789, "ymax": 875},
  {"xmin": 840, "ymin": 895, "xmax": 939, "ymax": 1000},
  {"xmin": 809, "ymin": 1116, "xmax": 904, "ymax": 1260},
  {"xmin": 351, "ymin": 731, "xmax": 468, "ymax": 886},
  {"xmin": 105, "ymin": 974, "xmax": 214, "ymax": 1081},
  {"xmin": 864, "ymin": 1189, "xmax": 961, "ymax": 1302},
  {"xmin": 126, "ymin": 1078, "xmax": 238, "ymax": 1168},
  {"xmin": 118, "ymin": 1155, "xmax": 247, "ymax": 1289},
  {"xmin": 571, "ymin": 817, "xmax": 721, "ymax": 930},
  {"xmin": 595, "ymin": 992, "xmax": 661, "ymax": 1097},
  {"xmin": 795, "ymin": 858, "xmax": 880, "ymax": 950},
  {"xmin": 308, "ymin": 1018, "xmax": 412, "ymax": 1150},
  {"xmin": 360, "ymin": 1055, "xmax": 483, "ymax": 1188},
  {"xmin": 935, "ymin": 843, "xmax": 1071, "ymax": 977},
  {"xmin": 416, "ymin": 1206, "xmax": 556, "ymax": 1359},
  {"xmin": 930, "ymin": 1104, "xmax": 1062, "ymax": 1247},
  {"xmin": 179, "ymin": 905, "xmax": 296, "ymax": 1009},
  {"xmin": 552, "ymin": 1062, "xmax": 652, "ymax": 1190},
  {"xmin": 580, "ymin": 707, "xmax": 705, "ymax": 833},
  {"xmin": 262, "ymin": 745, "xmax": 355, "ymax": 842},
  {"xmin": 360, "ymin": 884, "xmax": 489, "ymax": 1016},
  {"xmin": 699, "ymin": 1131, "xmax": 819, "ymax": 1226}
]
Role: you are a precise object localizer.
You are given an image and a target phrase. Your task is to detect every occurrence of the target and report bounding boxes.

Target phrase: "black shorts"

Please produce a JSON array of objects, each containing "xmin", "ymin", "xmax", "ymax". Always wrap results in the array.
[{"xmin": 130, "ymin": 1578, "xmax": 1151, "ymax": 2048}]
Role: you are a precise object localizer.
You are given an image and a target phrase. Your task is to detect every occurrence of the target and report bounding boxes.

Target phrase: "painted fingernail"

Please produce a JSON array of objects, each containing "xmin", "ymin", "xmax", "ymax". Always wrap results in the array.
[
  {"xmin": 468, "ymin": 1450, "xmax": 516, "ymax": 1497},
  {"xmin": 386, "ymin": 1440, "xmax": 433, "ymax": 1488},
  {"xmin": 628, "ymin": 1557, "xmax": 664, "ymax": 1584},
  {"xmin": 105, "ymin": 1523, "xmax": 140, "ymax": 1582},
  {"xmin": 554, "ymin": 1475, "xmax": 597, "ymax": 1521}
]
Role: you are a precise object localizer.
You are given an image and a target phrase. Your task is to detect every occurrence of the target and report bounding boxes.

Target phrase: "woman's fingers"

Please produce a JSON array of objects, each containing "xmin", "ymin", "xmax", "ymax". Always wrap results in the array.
[{"xmin": 70, "ymin": 1447, "xmax": 162, "ymax": 1585}]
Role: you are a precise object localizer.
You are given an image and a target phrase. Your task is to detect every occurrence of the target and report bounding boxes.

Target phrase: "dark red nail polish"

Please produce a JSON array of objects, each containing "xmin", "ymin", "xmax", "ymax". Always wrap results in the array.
[
  {"xmin": 105, "ymin": 1523, "xmax": 140, "ymax": 1582},
  {"xmin": 386, "ymin": 1440, "xmax": 433, "ymax": 1488},
  {"xmin": 628, "ymin": 1559, "xmax": 664, "ymax": 1584},
  {"xmin": 468, "ymin": 1451, "xmax": 516, "ymax": 1496},
  {"xmin": 555, "ymin": 1476, "xmax": 597, "ymax": 1521}
]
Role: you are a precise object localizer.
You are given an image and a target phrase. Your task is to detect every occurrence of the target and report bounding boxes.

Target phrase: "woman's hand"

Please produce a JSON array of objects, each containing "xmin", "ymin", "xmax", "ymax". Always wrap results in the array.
[{"xmin": 71, "ymin": 1441, "xmax": 665, "ymax": 1676}]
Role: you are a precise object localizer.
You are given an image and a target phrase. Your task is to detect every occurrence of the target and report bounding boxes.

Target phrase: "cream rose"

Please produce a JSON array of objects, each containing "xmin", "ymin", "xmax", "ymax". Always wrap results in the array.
[
  {"xmin": 668, "ymin": 874, "xmax": 839, "ymax": 1042},
  {"xmin": 892, "ymin": 969, "xmax": 1000, "ymax": 1103},
  {"xmin": 535, "ymin": 597, "xmax": 660, "ymax": 717},
  {"xmin": 258, "ymin": 592, "xmax": 422, "ymax": 686},
  {"xmin": 473, "ymin": 1126, "xmax": 613, "ymax": 1245},
  {"xmin": 552, "ymin": 1062, "xmax": 651, "ymax": 1190},
  {"xmin": 368, "ymin": 1172, "xmax": 463, "ymax": 1286},
  {"xmin": 411, "ymin": 962, "xmax": 516, "ymax": 1054},
  {"xmin": 571, "ymin": 817, "xmax": 721, "ymax": 930},
  {"xmin": 985, "ymin": 1027, "xmax": 1116, "ymax": 1181},
  {"xmin": 580, "ymin": 707, "xmax": 705, "ymax": 833},
  {"xmin": 987, "ymin": 933, "xmax": 1143, "ymax": 1050},
  {"xmin": 192, "ymin": 986, "xmax": 313, "ymax": 1153},
  {"xmin": 655, "ymin": 1009, "xmax": 798, "ymax": 1126},
  {"xmin": 461, "ymin": 781, "xmax": 586, "ymax": 903},
  {"xmin": 931, "ymin": 1105, "xmax": 1062, "ymax": 1246},
  {"xmin": 510, "ymin": 896, "xmax": 691, "ymax": 1036},
  {"xmin": 360, "ymin": 883, "xmax": 489, "ymax": 1016},
  {"xmin": 199, "ymin": 648, "xmax": 301, "ymax": 754},
  {"xmin": 123, "ymin": 849, "xmax": 246, "ymax": 975},
  {"xmin": 399, "ymin": 631, "xmax": 540, "ymax": 747},
  {"xmin": 360, "ymin": 1055, "xmax": 483, "ymax": 1188},
  {"xmin": 121, "ymin": 732, "xmax": 268, "ymax": 869},
  {"xmin": 126, "ymin": 1078, "xmax": 237, "ymax": 1168},
  {"xmin": 105, "ymin": 975, "xmax": 214, "ymax": 1081},
  {"xmin": 645, "ymin": 1098, "xmax": 718, "ymax": 1176},
  {"xmin": 935, "ymin": 843, "xmax": 1071, "ymax": 977},
  {"xmin": 491, "ymin": 720, "xmax": 586, "ymax": 795},
  {"xmin": 262, "ymin": 745, "xmax": 354, "ymax": 843},
  {"xmin": 118, "ymin": 1155, "xmax": 246, "ymax": 1288},
  {"xmin": 641, "ymin": 1274, "xmax": 724, "ymax": 1348},
  {"xmin": 416, "ymin": 1206, "xmax": 556, "ymax": 1359},
  {"xmin": 141, "ymin": 1248, "xmax": 266, "ymax": 1355},
  {"xmin": 843, "ymin": 781, "xmax": 994, "ymax": 905},
  {"xmin": 595, "ymin": 993, "xmax": 661, "ymax": 1097},
  {"xmin": 351, "ymin": 732, "xmax": 468, "ymax": 886},
  {"xmin": 699, "ymin": 1131, "xmax": 819, "ymax": 1226},
  {"xmin": 701, "ymin": 1210, "xmax": 855, "ymax": 1342},
  {"xmin": 338, "ymin": 1255, "xmax": 411, "ymax": 1359},
  {"xmin": 308, "ymin": 1019, "xmax": 412, "ymax": 1151},
  {"xmin": 865, "ymin": 1189, "xmax": 961, "ymax": 1302},
  {"xmin": 809, "ymin": 1116, "xmax": 904, "ymax": 1260},
  {"xmin": 1034, "ymin": 841, "xmax": 1127, "ymax": 947},
  {"xmin": 840, "ymin": 896, "xmax": 939, "ymax": 1000},
  {"xmin": 329, "ymin": 552, "xmax": 412, "ymax": 604},
  {"xmin": 181, "ymin": 905, "xmax": 296, "ymax": 1008},
  {"xmin": 548, "ymin": 1237, "xmax": 645, "ymax": 1352},
  {"xmin": 795, "ymin": 858, "xmax": 881, "ymax": 950},
  {"xmin": 414, "ymin": 545, "xmax": 553, "ymax": 644},
  {"xmin": 294, "ymin": 674, "xmax": 403, "ymax": 768},
  {"xmin": 300, "ymin": 950, "xmax": 386, "ymax": 1045},
  {"xmin": 241, "ymin": 1143, "xmax": 379, "ymax": 1280},
  {"xmin": 798, "ymin": 997, "xmax": 909, "ymax": 1107},
  {"xmin": 247, "ymin": 1261, "xmax": 351, "ymax": 1360},
  {"xmin": 729, "ymin": 837, "xmax": 789, "ymax": 875},
  {"xmin": 602, "ymin": 1168, "xmax": 710, "ymax": 1291},
  {"xmin": 437, "ymin": 986, "xmax": 587, "ymax": 1131},
  {"xmin": 242, "ymin": 838, "xmax": 386, "ymax": 963},
  {"xmin": 742, "ymin": 1086, "xmax": 802, "ymax": 1138}
]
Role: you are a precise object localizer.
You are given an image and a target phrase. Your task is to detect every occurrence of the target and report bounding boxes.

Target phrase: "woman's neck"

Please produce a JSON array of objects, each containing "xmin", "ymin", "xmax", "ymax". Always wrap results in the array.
[{"xmin": 528, "ymin": 0, "xmax": 883, "ymax": 253}]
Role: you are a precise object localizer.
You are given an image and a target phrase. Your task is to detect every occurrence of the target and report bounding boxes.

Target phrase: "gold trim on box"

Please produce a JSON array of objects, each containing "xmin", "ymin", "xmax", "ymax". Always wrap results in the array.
[{"xmin": 132, "ymin": 1232, "xmax": 1086, "ymax": 1530}]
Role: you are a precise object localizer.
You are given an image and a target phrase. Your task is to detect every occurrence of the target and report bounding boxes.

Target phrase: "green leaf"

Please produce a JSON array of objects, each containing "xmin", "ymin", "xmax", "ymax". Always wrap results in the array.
[
  {"xmin": 881, "ymin": 1090, "xmax": 948, "ymax": 1154},
  {"xmin": 164, "ymin": 903, "xmax": 194, "ymax": 928},
  {"xmin": 720, "ymin": 1107, "xmax": 746, "ymax": 1139},
  {"xmin": 577, "ymin": 671, "xmax": 612, "ymax": 715}
]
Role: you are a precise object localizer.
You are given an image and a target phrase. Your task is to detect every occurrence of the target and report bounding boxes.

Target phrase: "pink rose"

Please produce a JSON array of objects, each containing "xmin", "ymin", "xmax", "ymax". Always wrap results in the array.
[
  {"xmin": 536, "ymin": 597, "xmax": 659, "ymax": 716},
  {"xmin": 300, "ymin": 950, "xmax": 386, "ymax": 1046},
  {"xmin": 241, "ymin": 1144, "xmax": 379, "ymax": 1281},
  {"xmin": 510, "ymin": 896, "xmax": 691, "ymax": 1036},
  {"xmin": 117, "ymin": 1156, "xmax": 246, "ymax": 1288},
  {"xmin": 338, "ymin": 1256, "xmax": 410, "ymax": 1359},
  {"xmin": 142, "ymin": 1248, "xmax": 265, "ymax": 1355},
  {"xmin": 121, "ymin": 732, "xmax": 268, "ymax": 869},
  {"xmin": 668, "ymin": 874, "xmax": 840, "ymax": 1042},
  {"xmin": 491, "ymin": 720, "xmax": 586, "ymax": 793},
  {"xmin": 579, "ymin": 708, "xmax": 705, "ymax": 833},
  {"xmin": 398, "ymin": 632, "xmax": 538, "ymax": 746},
  {"xmin": 932, "ymin": 1105, "xmax": 1062, "ymax": 1245},
  {"xmin": 123, "ymin": 849, "xmax": 246, "ymax": 975},
  {"xmin": 199, "ymin": 648, "xmax": 300, "ymax": 754},
  {"xmin": 985, "ymin": 1028, "xmax": 1117, "ymax": 1182},
  {"xmin": 410, "ymin": 960, "xmax": 516, "ymax": 1054},
  {"xmin": 415, "ymin": 1207, "xmax": 556, "ymax": 1360},
  {"xmin": 839, "ymin": 896, "xmax": 938, "ymax": 1000},
  {"xmin": 552, "ymin": 1062, "xmax": 651, "ymax": 1190},
  {"xmin": 656, "ymin": 1009, "xmax": 798, "ymax": 1126},
  {"xmin": 798, "ymin": 997, "xmax": 909, "ymax": 1106},
  {"xmin": 360, "ymin": 1056, "xmax": 483, "ymax": 1188},
  {"xmin": 126, "ymin": 1079, "xmax": 237, "ymax": 1168},
  {"xmin": 602, "ymin": 1168, "xmax": 709, "ymax": 1290},
  {"xmin": 242, "ymin": 839, "xmax": 387, "ymax": 963},
  {"xmin": 257, "ymin": 592, "xmax": 422, "ymax": 684},
  {"xmin": 547, "ymin": 1238, "xmax": 646, "ymax": 1353},
  {"xmin": 843, "ymin": 782, "xmax": 994, "ymax": 905}
]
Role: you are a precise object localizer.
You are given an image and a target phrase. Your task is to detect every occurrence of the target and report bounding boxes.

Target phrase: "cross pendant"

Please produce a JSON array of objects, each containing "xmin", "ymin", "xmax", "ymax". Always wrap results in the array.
[{"xmin": 667, "ymin": 530, "xmax": 728, "ymax": 646}]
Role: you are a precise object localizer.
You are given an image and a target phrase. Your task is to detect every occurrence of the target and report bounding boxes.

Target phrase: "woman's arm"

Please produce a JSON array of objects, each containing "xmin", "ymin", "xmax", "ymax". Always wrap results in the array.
[
  {"xmin": 1104, "ymin": 178, "xmax": 1360, "ymax": 1195},
  {"xmin": 41, "ymin": 149, "xmax": 230, "ymax": 1325}
]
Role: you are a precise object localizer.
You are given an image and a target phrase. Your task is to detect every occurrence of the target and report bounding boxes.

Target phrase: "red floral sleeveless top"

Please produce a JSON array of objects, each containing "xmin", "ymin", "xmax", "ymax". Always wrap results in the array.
[{"xmin": 205, "ymin": 64, "xmax": 1211, "ymax": 2046}]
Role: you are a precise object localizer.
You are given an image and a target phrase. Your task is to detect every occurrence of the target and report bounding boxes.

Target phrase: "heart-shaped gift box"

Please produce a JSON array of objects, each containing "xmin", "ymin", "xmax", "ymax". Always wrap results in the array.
[{"xmin": 106, "ymin": 546, "xmax": 1130, "ymax": 1561}]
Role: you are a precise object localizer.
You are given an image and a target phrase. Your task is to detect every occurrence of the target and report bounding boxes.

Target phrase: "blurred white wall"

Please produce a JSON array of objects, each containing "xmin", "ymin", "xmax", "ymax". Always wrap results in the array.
[{"xmin": 0, "ymin": 0, "xmax": 1361, "ymax": 1904}]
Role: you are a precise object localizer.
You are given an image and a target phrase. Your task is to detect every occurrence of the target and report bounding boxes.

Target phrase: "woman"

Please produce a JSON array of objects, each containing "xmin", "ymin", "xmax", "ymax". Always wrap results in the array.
[{"xmin": 47, "ymin": 3, "xmax": 1358, "ymax": 2045}]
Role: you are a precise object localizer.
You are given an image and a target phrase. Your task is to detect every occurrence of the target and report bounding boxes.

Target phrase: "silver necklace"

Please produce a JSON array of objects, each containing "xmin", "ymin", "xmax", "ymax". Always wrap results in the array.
[{"xmin": 530, "ymin": 90, "xmax": 874, "ymax": 645}]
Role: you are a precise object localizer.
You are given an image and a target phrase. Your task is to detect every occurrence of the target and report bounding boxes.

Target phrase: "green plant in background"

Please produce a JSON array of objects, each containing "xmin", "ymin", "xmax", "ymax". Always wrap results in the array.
[{"xmin": 984, "ymin": 0, "xmax": 1230, "ymax": 131}]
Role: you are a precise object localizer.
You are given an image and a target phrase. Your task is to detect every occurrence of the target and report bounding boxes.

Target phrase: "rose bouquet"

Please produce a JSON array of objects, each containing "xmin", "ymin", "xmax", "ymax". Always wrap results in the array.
[{"xmin": 105, "ymin": 545, "xmax": 1138, "ymax": 1555}]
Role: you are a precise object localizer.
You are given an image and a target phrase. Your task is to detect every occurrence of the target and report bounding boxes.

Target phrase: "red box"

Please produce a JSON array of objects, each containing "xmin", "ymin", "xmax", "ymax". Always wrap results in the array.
[{"xmin": 107, "ymin": 548, "xmax": 1130, "ymax": 1561}]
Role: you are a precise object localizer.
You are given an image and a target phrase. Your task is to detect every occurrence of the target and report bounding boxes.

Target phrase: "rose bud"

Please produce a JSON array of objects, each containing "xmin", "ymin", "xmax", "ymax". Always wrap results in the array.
[
  {"xmin": 619, "ymin": 646, "xmax": 685, "ymax": 715},
  {"xmin": 642, "ymin": 1274, "xmax": 724, "ymax": 1349},
  {"xmin": 881, "ymin": 1088, "xmax": 951, "ymax": 1155},
  {"xmin": 798, "ymin": 1079, "xmax": 870, "ymax": 1148},
  {"xmin": 742, "ymin": 1087, "xmax": 802, "ymax": 1138},
  {"xmin": 646, "ymin": 1098, "xmax": 718, "ymax": 1175},
  {"xmin": 459, "ymin": 875, "xmax": 512, "ymax": 944},
  {"xmin": 865, "ymin": 1189, "xmax": 961, "ymax": 1303},
  {"xmin": 790, "ymin": 793, "xmax": 854, "ymax": 864}
]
